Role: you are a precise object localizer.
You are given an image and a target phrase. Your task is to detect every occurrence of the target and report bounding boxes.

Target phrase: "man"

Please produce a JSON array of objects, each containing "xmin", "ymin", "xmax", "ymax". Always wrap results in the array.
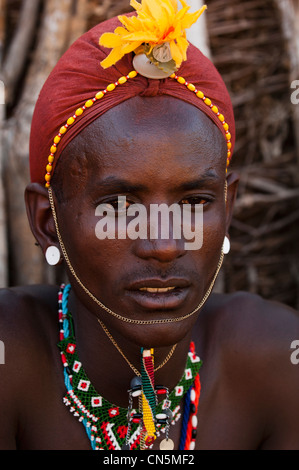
[{"xmin": 0, "ymin": 0, "xmax": 299, "ymax": 450}]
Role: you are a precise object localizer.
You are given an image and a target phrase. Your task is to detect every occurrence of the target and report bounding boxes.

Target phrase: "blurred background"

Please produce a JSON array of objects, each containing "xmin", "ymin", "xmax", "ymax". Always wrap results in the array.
[{"xmin": 0, "ymin": 0, "xmax": 299, "ymax": 309}]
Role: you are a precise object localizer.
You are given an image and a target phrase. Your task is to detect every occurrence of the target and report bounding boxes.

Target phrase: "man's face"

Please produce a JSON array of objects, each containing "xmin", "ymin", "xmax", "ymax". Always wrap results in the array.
[{"xmin": 53, "ymin": 96, "xmax": 229, "ymax": 347}]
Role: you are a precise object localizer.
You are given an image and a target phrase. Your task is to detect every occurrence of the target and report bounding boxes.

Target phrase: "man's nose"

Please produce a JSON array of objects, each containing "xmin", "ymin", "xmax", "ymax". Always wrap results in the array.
[
  {"xmin": 134, "ymin": 237, "xmax": 186, "ymax": 263},
  {"xmin": 133, "ymin": 219, "xmax": 187, "ymax": 262}
]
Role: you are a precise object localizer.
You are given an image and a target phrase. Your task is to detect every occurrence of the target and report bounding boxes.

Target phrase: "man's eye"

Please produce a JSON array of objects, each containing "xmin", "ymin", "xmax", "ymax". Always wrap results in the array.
[
  {"xmin": 180, "ymin": 196, "xmax": 211, "ymax": 206},
  {"xmin": 103, "ymin": 198, "xmax": 131, "ymax": 212}
]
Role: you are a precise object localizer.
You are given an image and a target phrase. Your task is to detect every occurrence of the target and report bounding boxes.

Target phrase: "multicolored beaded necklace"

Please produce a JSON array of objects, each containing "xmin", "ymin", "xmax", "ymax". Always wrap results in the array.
[{"xmin": 58, "ymin": 284, "xmax": 202, "ymax": 450}]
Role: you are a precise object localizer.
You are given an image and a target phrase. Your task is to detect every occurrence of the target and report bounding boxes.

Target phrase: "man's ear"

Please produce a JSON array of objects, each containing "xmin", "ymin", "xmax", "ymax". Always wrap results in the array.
[
  {"xmin": 225, "ymin": 171, "xmax": 239, "ymax": 234},
  {"xmin": 24, "ymin": 182, "xmax": 60, "ymax": 259}
]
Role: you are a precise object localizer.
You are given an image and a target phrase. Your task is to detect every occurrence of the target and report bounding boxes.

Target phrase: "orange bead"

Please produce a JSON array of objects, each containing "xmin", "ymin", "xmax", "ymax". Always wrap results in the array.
[
  {"xmin": 187, "ymin": 83, "xmax": 196, "ymax": 91},
  {"xmin": 196, "ymin": 90, "xmax": 204, "ymax": 99},
  {"xmin": 227, "ymin": 142, "xmax": 232, "ymax": 149},
  {"xmin": 106, "ymin": 83, "xmax": 116, "ymax": 92},
  {"xmin": 118, "ymin": 76, "xmax": 127, "ymax": 85},
  {"xmin": 85, "ymin": 99, "xmax": 94, "ymax": 108}
]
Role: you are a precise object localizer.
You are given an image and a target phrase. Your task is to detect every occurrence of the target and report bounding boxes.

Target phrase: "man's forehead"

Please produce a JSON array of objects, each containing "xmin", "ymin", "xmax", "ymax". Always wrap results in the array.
[{"xmin": 65, "ymin": 96, "xmax": 226, "ymax": 159}]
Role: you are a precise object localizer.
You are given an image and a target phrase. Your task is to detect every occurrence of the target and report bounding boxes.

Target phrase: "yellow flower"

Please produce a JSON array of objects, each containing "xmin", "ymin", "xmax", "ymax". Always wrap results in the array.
[{"xmin": 99, "ymin": 0, "xmax": 207, "ymax": 70}]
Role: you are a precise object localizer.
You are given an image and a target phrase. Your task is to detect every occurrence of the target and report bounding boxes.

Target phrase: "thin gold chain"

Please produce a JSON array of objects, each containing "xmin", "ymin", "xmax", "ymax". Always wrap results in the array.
[
  {"xmin": 48, "ymin": 187, "xmax": 224, "ymax": 325},
  {"xmin": 97, "ymin": 318, "xmax": 177, "ymax": 376}
]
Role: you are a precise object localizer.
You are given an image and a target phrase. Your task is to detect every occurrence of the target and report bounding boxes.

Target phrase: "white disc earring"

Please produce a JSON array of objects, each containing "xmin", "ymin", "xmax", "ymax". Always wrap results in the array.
[
  {"xmin": 45, "ymin": 246, "xmax": 61, "ymax": 266},
  {"xmin": 223, "ymin": 236, "xmax": 230, "ymax": 255}
]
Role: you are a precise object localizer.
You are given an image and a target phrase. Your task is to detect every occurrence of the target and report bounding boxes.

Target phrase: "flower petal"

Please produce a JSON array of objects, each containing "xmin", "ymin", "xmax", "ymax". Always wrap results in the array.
[
  {"xmin": 181, "ymin": 5, "xmax": 207, "ymax": 30},
  {"xmin": 169, "ymin": 40, "xmax": 183, "ymax": 67},
  {"xmin": 130, "ymin": 0, "xmax": 142, "ymax": 11},
  {"xmin": 100, "ymin": 47, "xmax": 127, "ymax": 69},
  {"xmin": 122, "ymin": 31, "xmax": 160, "ymax": 42},
  {"xmin": 99, "ymin": 32, "xmax": 126, "ymax": 48}
]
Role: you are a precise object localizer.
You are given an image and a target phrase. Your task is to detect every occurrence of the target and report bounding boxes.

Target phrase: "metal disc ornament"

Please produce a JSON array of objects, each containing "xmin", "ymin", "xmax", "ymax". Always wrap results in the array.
[
  {"xmin": 159, "ymin": 438, "xmax": 174, "ymax": 450},
  {"xmin": 133, "ymin": 53, "xmax": 173, "ymax": 79}
]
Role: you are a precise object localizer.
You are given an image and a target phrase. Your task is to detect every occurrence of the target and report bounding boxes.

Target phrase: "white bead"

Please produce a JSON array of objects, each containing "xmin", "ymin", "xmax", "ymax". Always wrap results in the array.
[
  {"xmin": 156, "ymin": 413, "xmax": 167, "ymax": 420},
  {"xmin": 190, "ymin": 389, "xmax": 196, "ymax": 402},
  {"xmin": 132, "ymin": 389, "xmax": 142, "ymax": 397},
  {"xmin": 189, "ymin": 441, "xmax": 196, "ymax": 450},
  {"xmin": 192, "ymin": 415, "xmax": 198, "ymax": 428}
]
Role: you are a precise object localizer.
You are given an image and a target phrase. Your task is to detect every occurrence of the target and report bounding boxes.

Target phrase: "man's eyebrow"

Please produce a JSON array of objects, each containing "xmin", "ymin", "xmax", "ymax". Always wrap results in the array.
[
  {"xmin": 97, "ymin": 176, "xmax": 147, "ymax": 193},
  {"xmin": 178, "ymin": 170, "xmax": 220, "ymax": 191}
]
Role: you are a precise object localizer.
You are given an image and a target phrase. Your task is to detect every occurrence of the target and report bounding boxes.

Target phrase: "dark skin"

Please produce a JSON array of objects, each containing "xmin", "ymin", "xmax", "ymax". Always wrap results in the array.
[{"xmin": 1, "ymin": 96, "xmax": 299, "ymax": 450}]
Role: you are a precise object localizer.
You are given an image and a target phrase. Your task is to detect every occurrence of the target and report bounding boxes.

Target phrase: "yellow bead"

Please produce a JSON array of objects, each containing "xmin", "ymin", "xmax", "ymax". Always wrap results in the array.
[
  {"xmin": 196, "ymin": 90, "xmax": 204, "ymax": 99},
  {"xmin": 46, "ymin": 164, "xmax": 52, "ymax": 173},
  {"xmin": 54, "ymin": 135, "xmax": 61, "ymax": 144},
  {"xmin": 45, "ymin": 174, "xmax": 51, "ymax": 182},
  {"xmin": 50, "ymin": 145, "xmax": 57, "ymax": 154},
  {"xmin": 227, "ymin": 142, "xmax": 232, "ymax": 149},
  {"xmin": 223, "ymin": 123, "xmax": 229, "ymax": 131},
  {"xmin": 177, "ymin": 76, "xmax": 186, "ymax": 84},
  {"xmin": 60, "ymin": 126, "xmax": 67, "ymax": 134},
  {"xmin": 227, "ymin": 151, "xmax": 231, "ymax": 159},
  {"xmin": 204, "ymin": 98, "xmax": 212, "ymax": 106},
  {"xmin": 226, "ymin": 132, "xmax": 231, "ymax": 141},
  {"xmin": 45, "ymin": 182, "xmax": 50, "ymax": 188},
  {"xmin": 118, "ymin": 76, "xmax": 127, "ymax": 85},
  {"xmin": 48, "ymin": 155, "xmax": 54, "ymax": 163},
  {"xmin": 85, "ymin": 99, "xmax": 94, "ymax": 108},
  {"xmin": 128, "ymin": 70, "xmax": 137, "ymax": 78},
  {"xmin": 170, "ymin": 73, "xmax": 176, "ymax": 79},
  {"xmin": 212, "ymin": 106, "xmax": 218, "ymax": 114},
  {"xmin": 75, "ymin": 108, "xmax": 84, "ymax": 116},
  {"xmin": 67, "ymin": 117, "xmax": 75, "ymax": 125},
  {"xmin": 187, "ymin": 83, "xmax": 196, "ymax": 91},
  {"xmin": 218, "ymin": 114, "xmax": 225, "ymax": 122},
  {"xmin": 106, "ymin": 83, "xmax": 116, "ymax": 92}
]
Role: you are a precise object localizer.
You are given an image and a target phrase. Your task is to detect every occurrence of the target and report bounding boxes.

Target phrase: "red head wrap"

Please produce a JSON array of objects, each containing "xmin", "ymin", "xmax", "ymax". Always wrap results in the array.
[{"xmin": 29, "ymin": 14, "xmax": 235, "ymax": 185}]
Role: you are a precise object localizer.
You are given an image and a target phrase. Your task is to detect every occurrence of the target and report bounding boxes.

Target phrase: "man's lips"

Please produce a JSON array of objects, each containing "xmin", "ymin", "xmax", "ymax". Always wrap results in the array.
[
  {"xmin": 127, "ymin": 278, "xmax": 191, "ymax": 291},
  {"xmin": 125, "ymin": 278, "xmax": 191, "ymax": 310}
]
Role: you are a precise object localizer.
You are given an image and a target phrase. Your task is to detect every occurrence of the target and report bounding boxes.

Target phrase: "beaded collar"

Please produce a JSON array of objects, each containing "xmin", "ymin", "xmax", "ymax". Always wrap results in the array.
[{"xmin": 58, "ymin": 284, "xmax": 202, "ymax": 450}]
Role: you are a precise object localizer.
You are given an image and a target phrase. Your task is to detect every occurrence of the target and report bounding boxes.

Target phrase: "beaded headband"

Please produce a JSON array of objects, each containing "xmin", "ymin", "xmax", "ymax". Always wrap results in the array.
[{"xmin": 44, "ymin": 0, "xmax": 233, "ymax": 188}]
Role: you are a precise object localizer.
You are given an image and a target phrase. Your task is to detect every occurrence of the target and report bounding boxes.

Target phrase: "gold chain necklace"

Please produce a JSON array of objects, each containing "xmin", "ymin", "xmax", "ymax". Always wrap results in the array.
[
  {"xmin": 97, "ymin": 318, "xmax": 177, "ymax": 376},
  {"xmin": 48, "ymin": 186, "xmax": 225, "ymax": 325}
]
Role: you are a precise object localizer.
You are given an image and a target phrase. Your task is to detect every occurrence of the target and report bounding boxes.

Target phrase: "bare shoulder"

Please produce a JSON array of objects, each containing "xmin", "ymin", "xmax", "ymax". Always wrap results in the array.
[
  {"xmin": 200, "ymin": 292, "xmax": 299, "ymax": 448},
  {"xmin": 203, "ymin": 291, "xmax": 299, "ymax": 354},
  {"xmin": 0, "ymin": 284, "xmax": 60, "ymax": 448},
  {"xmin": 0, "ymin": 284, "xmax": 59, "ymax": 344}
]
